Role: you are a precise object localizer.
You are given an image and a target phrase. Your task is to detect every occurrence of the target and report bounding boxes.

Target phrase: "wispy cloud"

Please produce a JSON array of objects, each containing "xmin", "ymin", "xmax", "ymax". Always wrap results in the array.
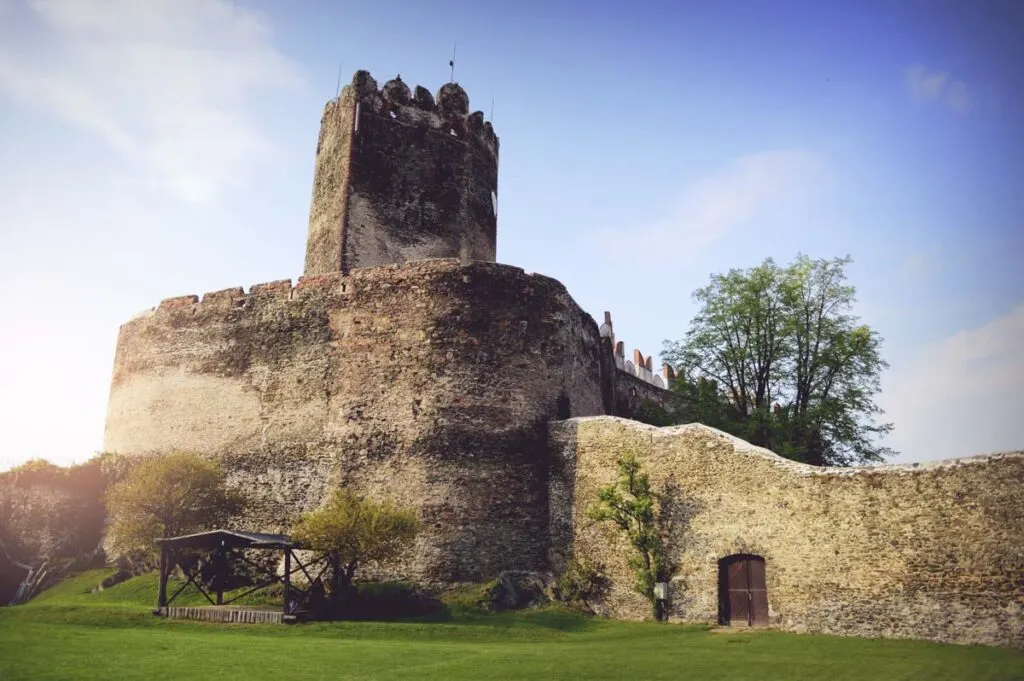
[
  {"xmin": 881, "ymin": 304, "xmax": 1024, "ymax": 460},
  {"xmin": 905, "ymin": 65, "xmax": 974, "ymax": 115},
  {"xmin": 588, "ymin": 150, "xmax": 821, "ymax": 260},
  {"xmin": 910, "ymin": 304, "xmax": 1024, "ymax": 407},
  {"xmin": 0, "ymin": 0, "xmax": 302, "ymax": 202}
]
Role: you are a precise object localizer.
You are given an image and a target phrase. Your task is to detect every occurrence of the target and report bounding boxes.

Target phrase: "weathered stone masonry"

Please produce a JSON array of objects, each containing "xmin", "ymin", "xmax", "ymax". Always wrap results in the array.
[
  {"xmin": 305, "ymin": 71, "xmax": 498, "ymax": 275},
  {"xmin": 104, "ymin": 70, "xmax": 678, "ymax": 583},
  {"xmin": 96, "ymin": 68, "xmax": 1023, "ymax": 649},
  {"xmin": 598, "ymin": 312, "xmax": 681, "ymax": 417},
  {"xmin": 550, "ymin": 417, "xmax": 1024, "ymax": 648},
  {"xmin": 105, "ymin": 260, "xmax": 607, "ymax": 582}
]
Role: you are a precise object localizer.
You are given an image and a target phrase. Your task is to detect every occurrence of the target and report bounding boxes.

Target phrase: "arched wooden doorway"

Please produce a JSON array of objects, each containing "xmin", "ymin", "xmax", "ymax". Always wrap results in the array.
[{"xmin": 718, "ymin": 554, "xmax": 768, "ymax": 627}]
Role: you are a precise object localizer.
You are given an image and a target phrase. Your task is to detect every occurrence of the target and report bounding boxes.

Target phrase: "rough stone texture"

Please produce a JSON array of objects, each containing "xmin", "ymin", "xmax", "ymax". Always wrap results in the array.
[
  {"xmin": 91, "ymin": 65, "xmax": 1024, "ymax": 650},
  {"xmin": 549, "ymin": 417, "xmax": 1024, "ymax": 648},
  {"xmin": 304, "ymin": 71, "xmax": 499, "ymax": 275},
  {"xmin": 104, "ymin": 259, "xmax": 606, "ymax": 582},
  {"xmin": 614, "ymin": 370, "xmax": 681, "ymax": 419}
]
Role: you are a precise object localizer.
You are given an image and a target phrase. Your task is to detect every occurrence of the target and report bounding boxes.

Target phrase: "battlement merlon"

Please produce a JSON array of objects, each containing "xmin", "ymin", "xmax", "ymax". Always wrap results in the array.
[
  {"xmin": 600, "ymin": 311, "xmax": 676, "ymax": 391},
  {"xmin": 305, "ymin": 69, "xmax": 500, "ymax": 277},
  {"xmin": 127, "ymin": 260, "xmax": 581, "ymax": 328},
  {"xmin": 330, "ymin": 71, "xmax": 499, "ymax": 159}
]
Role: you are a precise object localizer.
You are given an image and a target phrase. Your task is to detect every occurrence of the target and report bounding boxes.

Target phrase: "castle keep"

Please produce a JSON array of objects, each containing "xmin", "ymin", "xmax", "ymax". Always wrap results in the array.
[
  {"xmin": 305, "ymin": 71, "xmax": 498, "ymax": 274},
  {"xmin": 102, "ymin": 70, "xmax": 1024, "ymax": 648},
  {"xmin": 104, "ymin": 71, "xmax": 671, "ymax": 581}
]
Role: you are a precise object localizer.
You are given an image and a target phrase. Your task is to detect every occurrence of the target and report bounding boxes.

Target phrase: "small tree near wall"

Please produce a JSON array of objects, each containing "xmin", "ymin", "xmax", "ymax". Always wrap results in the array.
[
  {"xmin": 105, "ymin": 452, "xmax": 245, "ymax": 565},
  {"xmin": 587, "ymin": 452, "xmax": 673, "ymax": 620},
  {"xmin": 290, "ymin": 489, "xmax": 420, "ymax": 609}
]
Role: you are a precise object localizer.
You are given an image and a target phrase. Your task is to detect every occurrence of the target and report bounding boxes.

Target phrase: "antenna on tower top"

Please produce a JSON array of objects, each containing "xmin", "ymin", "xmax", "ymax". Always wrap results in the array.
[
  {"xmin": 449, "ymin": 43, "xmax": 456, "ymax": 83},
  {"xmin": 334, "ymin": 61, "xmax": 344, "ymax": 99}
]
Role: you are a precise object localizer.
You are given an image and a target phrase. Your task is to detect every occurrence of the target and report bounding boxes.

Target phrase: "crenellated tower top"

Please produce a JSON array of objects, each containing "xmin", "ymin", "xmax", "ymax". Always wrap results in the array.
[{"xmin": 304, "ymin": 70, "xmax": 500, "ymax": 275}]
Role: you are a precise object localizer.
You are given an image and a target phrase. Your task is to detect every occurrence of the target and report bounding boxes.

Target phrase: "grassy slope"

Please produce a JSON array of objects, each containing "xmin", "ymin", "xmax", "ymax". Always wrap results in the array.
[{"xmin": 1, "ymin": 571, "xmax": 1022, "ymax": 681}]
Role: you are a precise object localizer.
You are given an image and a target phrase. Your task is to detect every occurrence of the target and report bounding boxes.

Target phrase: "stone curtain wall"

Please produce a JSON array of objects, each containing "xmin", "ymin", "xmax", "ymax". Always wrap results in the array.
[
  {"xmin": 595, "ymin": 312, "xmax": 681, "ymax": 421},
  {"xmin": 549, "ymin": 417, "xmax": 1024, "ymax": 648},
  {"xmin": 613, "ymin": 371, "xmax": 681, "ymax": 421},
  {"xmin": 104, "ymin": 260, "xmax": 605, "ymax": 582},
  {"xmin": 304, "ymin": 71, "xmax": 499, "ymax": 275}
]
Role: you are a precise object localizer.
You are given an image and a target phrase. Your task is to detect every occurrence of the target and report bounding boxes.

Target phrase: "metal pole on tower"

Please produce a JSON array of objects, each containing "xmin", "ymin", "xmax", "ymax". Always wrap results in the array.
[
  {"xmin": 449, "ymin": 43, "xmax": 456, "ymax": 83},
  {"xmin": 335, "ymin": 61, "xmax": 344, "ymax": 98}
]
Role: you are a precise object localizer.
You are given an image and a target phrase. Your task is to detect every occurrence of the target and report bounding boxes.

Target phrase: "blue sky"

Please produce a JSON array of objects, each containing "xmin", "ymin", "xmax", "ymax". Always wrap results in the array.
[{"xmin": 0, "ymin": 0, "xmax": 1021, "ymax": 469}]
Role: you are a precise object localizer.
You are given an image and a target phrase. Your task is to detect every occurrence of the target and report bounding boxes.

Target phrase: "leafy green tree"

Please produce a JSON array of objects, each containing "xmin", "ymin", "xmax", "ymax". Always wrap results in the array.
[
  {"xmin": 104, "ymin": 452, "xmax": 245, "ymax": 561},
  {"xmin": 663, "ymin": 254, "xmax": 893, "ymax": 466},
  {"xmin": 290, "ymin": 489, "xmax": 420, "ymax": 600},
  {"xmin": 1, "ymin": 455, "xmax": 112, "ymax": 564},
  {"xmin": 667, "ymin": 376, "xmax": 735, "ymax": 431},
  {"xmin": 633, "ymin": 399, "xmax": 678, "ymax": 427},
  {"xmin": 587, "ymin": 452, "xmax": 672, "ymax": 619}
]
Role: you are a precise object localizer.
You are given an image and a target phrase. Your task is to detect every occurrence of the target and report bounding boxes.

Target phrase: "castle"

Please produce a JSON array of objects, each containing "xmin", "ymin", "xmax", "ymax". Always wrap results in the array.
[{"xmin": 102, "ymin": 71, "xmax": 1024, "ymax": 648}]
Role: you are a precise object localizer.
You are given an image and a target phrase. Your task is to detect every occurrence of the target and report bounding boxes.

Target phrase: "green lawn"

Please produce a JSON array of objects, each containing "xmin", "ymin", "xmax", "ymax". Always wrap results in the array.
[{"xmin": 1, "ymin": 571, "xmax": 1021, "ymax": 681}]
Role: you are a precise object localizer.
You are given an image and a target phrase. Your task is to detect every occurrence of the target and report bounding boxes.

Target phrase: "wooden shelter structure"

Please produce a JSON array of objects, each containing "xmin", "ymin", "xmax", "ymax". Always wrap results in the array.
[{"xmin": 154, "ymin": 529, "xmax": 329, "ymax": 622}]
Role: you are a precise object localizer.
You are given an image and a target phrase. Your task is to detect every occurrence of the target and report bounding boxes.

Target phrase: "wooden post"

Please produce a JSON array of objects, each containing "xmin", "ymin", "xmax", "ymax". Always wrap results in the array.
[
  {"xmin": 157, "ymin": 546, "xmax": 168, "ymax": 611},
  {"xmin": 332, "ymin": 551, "xmax": 341, "ymax": 596},
  {"xmin": 215, "ymin": 542, "xmax": 225, "ymax": 606},
  {"xmin": 283, "ymin": 550, "xmax": 292, "ymax": 615}
]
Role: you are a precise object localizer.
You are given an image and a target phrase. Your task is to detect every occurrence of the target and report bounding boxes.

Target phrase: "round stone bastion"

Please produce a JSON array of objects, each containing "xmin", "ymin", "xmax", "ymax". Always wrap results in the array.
[{"xmin": 103, "ymin": 259, "xmax": 607, "ymax": 581}]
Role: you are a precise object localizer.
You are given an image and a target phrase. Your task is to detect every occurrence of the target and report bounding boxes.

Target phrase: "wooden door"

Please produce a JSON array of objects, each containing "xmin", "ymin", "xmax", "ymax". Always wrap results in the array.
[{"xmin": 720, "ymin": 555, "xmax": 768, "ymax": 627}]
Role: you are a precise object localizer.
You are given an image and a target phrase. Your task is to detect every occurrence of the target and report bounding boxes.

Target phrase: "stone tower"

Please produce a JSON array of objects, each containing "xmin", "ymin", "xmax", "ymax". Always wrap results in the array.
[{"xmin": 304, "ymin": 70, "xmax": 500, "ymax": 275}]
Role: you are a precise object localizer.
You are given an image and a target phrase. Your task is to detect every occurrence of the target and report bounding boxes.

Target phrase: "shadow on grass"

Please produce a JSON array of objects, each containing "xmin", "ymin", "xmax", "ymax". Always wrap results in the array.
[
  {"xmin": 5, "ymin": 571, "xmax": 603, "ymax": 638},
  {"xmin": 308, "ymin": 582, "xmax": 600, "ymax": 634}
]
